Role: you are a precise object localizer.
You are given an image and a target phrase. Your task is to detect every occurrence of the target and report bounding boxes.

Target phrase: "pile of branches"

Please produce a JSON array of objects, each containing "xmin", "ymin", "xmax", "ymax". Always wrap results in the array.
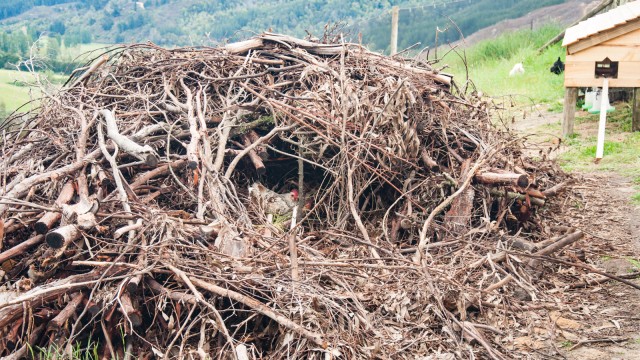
[{"xmin": 0, "ymin": 33, "xmax": 576, "ymax": 359}]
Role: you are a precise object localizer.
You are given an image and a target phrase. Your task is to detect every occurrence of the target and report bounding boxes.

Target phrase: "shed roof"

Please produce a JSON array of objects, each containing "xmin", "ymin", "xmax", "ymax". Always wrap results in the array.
[{"xmin": 562, "ymin": 0, "xmax": 640, "ymax": 47}]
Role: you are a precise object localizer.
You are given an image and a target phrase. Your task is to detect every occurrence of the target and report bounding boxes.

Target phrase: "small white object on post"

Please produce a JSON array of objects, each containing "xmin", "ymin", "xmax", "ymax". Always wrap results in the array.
[{"xmin": 595, "ymin": 78, "xmax": 609, "ymax": 161}]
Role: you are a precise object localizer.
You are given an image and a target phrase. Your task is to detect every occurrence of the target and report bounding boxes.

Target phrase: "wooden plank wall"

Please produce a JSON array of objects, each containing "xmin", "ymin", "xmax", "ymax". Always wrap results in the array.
[{"xmin": 565, "ymin": 26, "xmax": 640, "ymax": 88}]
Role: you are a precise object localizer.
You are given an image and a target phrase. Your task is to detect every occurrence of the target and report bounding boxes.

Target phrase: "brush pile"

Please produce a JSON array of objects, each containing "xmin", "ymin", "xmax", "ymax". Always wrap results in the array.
[{"xmin": 0, "ymin": 33, "xmax": 578, "ymax": 359}]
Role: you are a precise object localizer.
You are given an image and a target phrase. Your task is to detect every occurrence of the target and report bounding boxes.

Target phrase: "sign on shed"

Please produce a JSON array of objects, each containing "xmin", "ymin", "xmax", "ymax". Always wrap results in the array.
[{"xmin": 562, "ymin": 0, "xmax": 640, "ymax": 138}]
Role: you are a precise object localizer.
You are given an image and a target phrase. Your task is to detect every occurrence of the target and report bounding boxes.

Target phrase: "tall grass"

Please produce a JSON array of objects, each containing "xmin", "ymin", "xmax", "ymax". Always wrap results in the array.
[
  {"xmin": 462, "ymin": 25, "xmax": 562, "ymax": 63},
  {"xmin": 442, "ymin": 25, "xmax": 566, "ymax": 104}
]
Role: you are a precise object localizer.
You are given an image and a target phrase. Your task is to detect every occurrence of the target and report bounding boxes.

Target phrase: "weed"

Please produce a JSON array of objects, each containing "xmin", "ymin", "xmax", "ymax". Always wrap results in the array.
[
  {"xmin": 626, "ymin": 258, "xmax": 640, "ymax": 270},
  {"xmin": 547, "ymin": 101, "xmax": 563, "ymax": 113},
  {"xmin": 31, "ymin": 338, "xmax": 101, "ymax": 360},
  {"xmin": 560, "ymin": 340, "xmax": 574, "ymax": 348}
]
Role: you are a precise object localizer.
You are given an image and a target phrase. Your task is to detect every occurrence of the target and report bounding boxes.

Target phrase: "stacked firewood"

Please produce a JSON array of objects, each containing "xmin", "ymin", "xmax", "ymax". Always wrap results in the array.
[{"xmin": 0, "ymin": 33, "xmax": 577, "ymax": 359}]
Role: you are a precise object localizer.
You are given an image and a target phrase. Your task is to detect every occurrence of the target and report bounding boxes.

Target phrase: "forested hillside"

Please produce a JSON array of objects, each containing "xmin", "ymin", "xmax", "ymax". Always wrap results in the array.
[
  {"xmin": 357, "ymin": 0, "xmax": 565, "ymax": 52},
  {"xmin": 0, "ymin": 0, "xmax": 568, "ymax": 50}
]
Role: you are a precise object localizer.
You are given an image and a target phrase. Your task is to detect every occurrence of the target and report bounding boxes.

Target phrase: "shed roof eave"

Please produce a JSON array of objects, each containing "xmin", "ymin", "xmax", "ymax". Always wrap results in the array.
[{"xmin": 562, "ymin": 1, "xmax": 640, "ymax": 47}]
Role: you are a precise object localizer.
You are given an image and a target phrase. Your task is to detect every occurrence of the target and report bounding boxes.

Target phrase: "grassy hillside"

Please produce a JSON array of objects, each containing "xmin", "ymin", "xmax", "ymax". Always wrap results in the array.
[
  {"xmin": 356, "ymin": 0, "xmax": 564, "ymax": 53},
  {"xmin": 0, "ymin": 68, "xmax": 65, "ymax": 115},
  {"xmin": 443, "ymin": 25, "xmax": 565, "ymax": 104},
  {"xmin": 0, "ymin": 69, "xmax": 39, "ymax": 112}
]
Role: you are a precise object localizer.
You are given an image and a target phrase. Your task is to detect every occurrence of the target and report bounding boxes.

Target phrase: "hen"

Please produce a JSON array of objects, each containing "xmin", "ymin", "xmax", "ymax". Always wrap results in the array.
[{"xmin": 248, "ymin": 183, "xmax": 298, "ymax": 216}]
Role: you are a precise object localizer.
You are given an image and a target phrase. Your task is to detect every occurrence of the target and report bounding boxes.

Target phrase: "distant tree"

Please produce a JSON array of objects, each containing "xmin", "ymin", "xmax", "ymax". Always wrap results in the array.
[
  {"xmin": 101, "ymin": 17, "xmax": 114, "ymax": 31},
  {"xmin": 47, "ymin": 37, "xmax": 60, "ymax": 59},
  {"xmin": 0, "ymin": 100, "xmax": 7, "ymax": 123},
  {"xmin": 63, "ymin": 29, "xmax": 89, "ymax": 47},
  {"xmin": 48, "ymin": 20, "xmax": 66, "ymax": 35}
]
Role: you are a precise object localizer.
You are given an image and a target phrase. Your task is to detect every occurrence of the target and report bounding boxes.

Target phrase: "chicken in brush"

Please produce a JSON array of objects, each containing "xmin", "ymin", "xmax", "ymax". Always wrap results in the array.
[{"xmin": 248, "ymin": 183, "xmax": 298, "ymax": 216}]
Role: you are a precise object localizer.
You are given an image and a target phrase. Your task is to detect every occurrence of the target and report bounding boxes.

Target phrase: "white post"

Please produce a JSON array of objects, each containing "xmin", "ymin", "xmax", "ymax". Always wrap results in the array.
[{"xmin": 595, "ymin": 78, "xmax": 609, "ymax": 161}]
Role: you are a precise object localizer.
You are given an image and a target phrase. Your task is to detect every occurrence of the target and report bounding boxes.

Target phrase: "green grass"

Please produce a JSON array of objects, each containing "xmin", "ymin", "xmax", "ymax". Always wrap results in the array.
[
  {"xmin": 560, "ymin": 132, "xmax": 640, "ymax": 177},
  {"xmin": 443, "ymin": 25, "xmax": 565, "ymax": 104},
  {"xmin": 0, "ymin": 40, "xmax": 102, "ymax": 114},
  {"xmin": 627, "ymin": 258, "xmax": 640, "ymax": 270},
  {"xmin": 29, "ymin": 339, "xmax": 100, "ymax": 360},
  {"xmin": 0, "ymin": 69, "xmax": 66, "ymax": 113},
  {"xmin": 0, "ymin": 69, "xmax": 39, "ymax": 112},
  {"xmin": 560, "ymin": 340, "xmax": 574, "ymax": 348},
  {"xmin": 560, "ymin": 131, "xmax": 640, "ymax": 202}
]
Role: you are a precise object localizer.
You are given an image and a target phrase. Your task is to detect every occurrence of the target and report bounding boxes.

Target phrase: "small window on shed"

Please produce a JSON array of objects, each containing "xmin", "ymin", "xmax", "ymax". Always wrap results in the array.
[{"xmin": 595, "ymin": 57, "xmax": 618, "ymax": 78}]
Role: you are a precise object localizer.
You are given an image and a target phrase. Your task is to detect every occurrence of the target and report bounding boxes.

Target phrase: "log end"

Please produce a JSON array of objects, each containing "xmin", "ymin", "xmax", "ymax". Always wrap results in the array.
[
  {"xmin": 257, "ymin": 151, "xmax": 269, "ymax": 161},
  {"xmin": 255, "ymin": 166, "xmax": 266, "ymax": 176},
  {"xmin": 86, "ymin": 301, "xmax": 101, "ymax": 316},
  {"xmin": 45, "ymin": 232, "xmax": 65, "ymax": 249},
  {"xmin": 126, "ymin": 281, "xmax": 139, "ymax": 294},
  {"xmin": 517, "ymin": 175, "xmax": 529, "ymax": 188},
  {"xmin": 145, "ymin": 154, "xmax": 159, "ymax": 167},
  {"xmin": 34, "ymin": 221, "xmax": 49, "ymax": 235},
  {"xmin": 129, "ymin": 311, "xmax": 143, "ymax": 327}
]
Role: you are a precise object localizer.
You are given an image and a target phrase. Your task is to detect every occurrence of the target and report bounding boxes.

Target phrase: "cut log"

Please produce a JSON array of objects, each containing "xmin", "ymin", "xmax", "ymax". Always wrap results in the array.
[
  {"xmin": 46, "ymin": 225, "xmax": 80, "ymax": 249},
  {"xmin": 528, "ymin": 230, "xmax": 584, "ymax": 268},
  {"xmin": 119, "ymin": 292, "xmax": 142, "ymax": 327},
  {"xmin": 49, "ymin": 292, "xmax": 85, "ymax": 329},
  {"xmin": 534, "ymin": 230, "xmax": 583, "ymax": 257},
  {"xmin": 146, "ymin": 278, "xmax": 197, "ymax": 304},
  {"xmin": 126, "ymin": 274, "xmax": 142, "ymax": 294},
  {"xmin": 34, "ymin": 181, "xmax": 75, "ymax": 234},
  {"xmin": 241, "ymin": 134, "xmax": 266, "ymax": 175},
  {"xmin": 83, "ymin": 298, "xmax": 102, "ymax": 316},
  {"xmin": 420, "ymin": 150, "xmax": 440, "ymax": 172},
  {"xmin": 542, "ymin": 180, "xmax": 573, "ymax": 197},
  {"xmin": 224, "ymin": 38, "xmax": 264, "ymax": 54},
  {"xmin": 475, "ymin": 172, "xmax": 529, "ymax": 188},
  {"xmin": 507, "ymin": 237, "xmax": 538, "ymax": 252},
  {"xmin": 526, "ymin": 189, "xmax": 546, "ymax": 199},
  {"xmin": 0, "ymin": 234, "xmax": 44, "ymax": 263},
  {"xmin": 489, "ymin": 189, "xmax": 545, "ymax": 207},
  {"xmin": 247, "ymin": 130, "xmax": 269, "ymax": 160}
]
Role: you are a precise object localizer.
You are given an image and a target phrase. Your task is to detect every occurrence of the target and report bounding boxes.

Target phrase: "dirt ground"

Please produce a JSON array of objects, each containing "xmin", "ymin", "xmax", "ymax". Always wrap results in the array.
[{"xmin": 511, "ymin": 108, "xmax": 640, "ymax": 359}]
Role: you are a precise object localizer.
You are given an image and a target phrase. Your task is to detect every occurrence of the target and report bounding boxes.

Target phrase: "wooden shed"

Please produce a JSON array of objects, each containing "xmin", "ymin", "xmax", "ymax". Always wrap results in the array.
[{"xmin": 562, "ymin": 0, "xmax": 640, "ymax": 136}]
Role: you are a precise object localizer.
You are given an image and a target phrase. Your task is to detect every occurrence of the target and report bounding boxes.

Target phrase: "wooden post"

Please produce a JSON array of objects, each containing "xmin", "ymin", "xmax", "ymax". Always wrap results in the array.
[
  {"xmin": 562, "ymin": 87, "xmax": 578, "ymax": 137},
  {"xmin": 633, "ymin": 87, "xmax": 640, "ymax": 132},
  {"xmin": 390, "ymin": 6, "xmax": 399, "ymax": 55}
]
